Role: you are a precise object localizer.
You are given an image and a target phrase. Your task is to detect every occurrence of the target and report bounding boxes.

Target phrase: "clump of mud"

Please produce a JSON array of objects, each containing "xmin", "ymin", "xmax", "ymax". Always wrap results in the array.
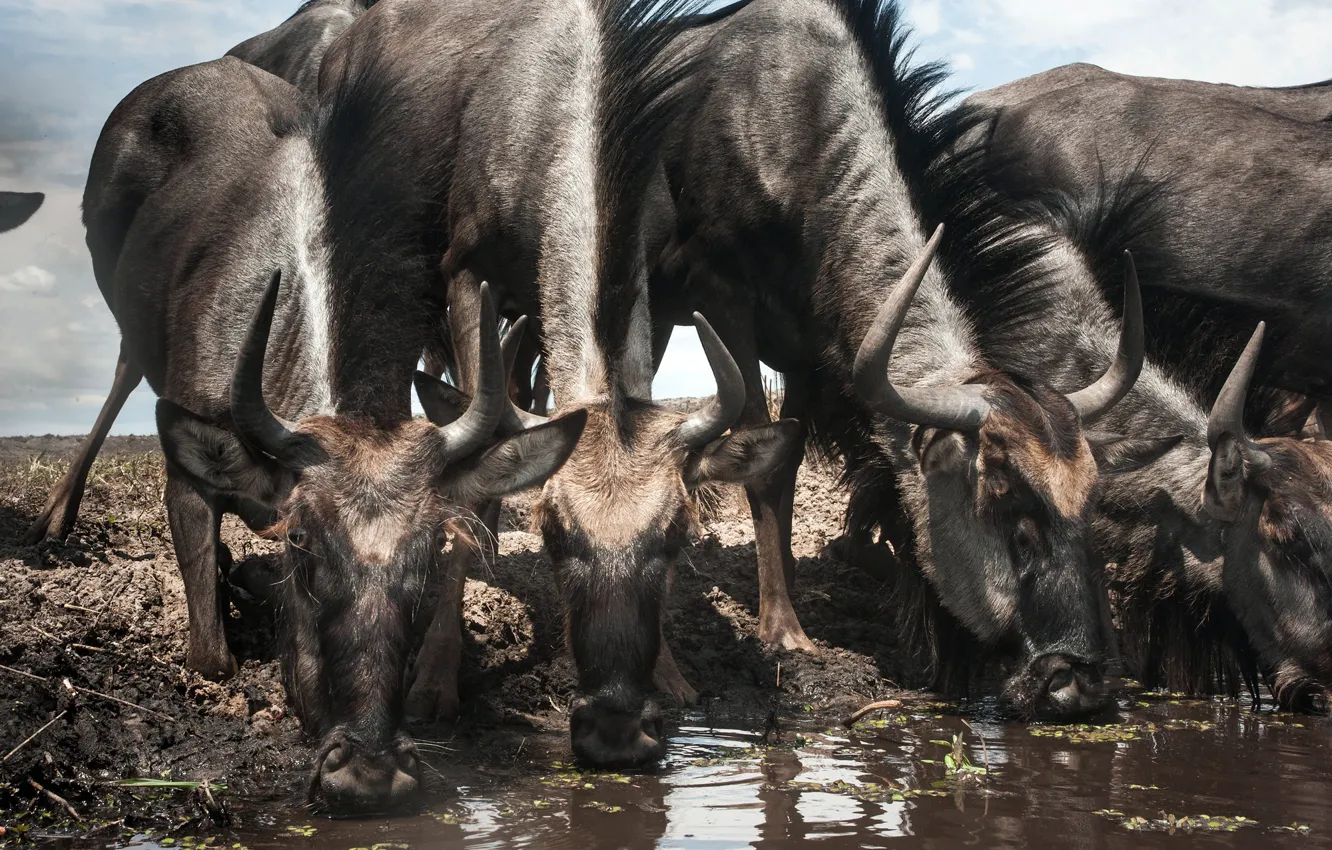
[{"xmin": 0, "ymin": 436, "xmax": 907, "ymax": 836}]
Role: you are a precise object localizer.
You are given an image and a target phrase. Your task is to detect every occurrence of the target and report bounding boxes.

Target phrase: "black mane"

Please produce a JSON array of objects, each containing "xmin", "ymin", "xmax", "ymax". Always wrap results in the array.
[
  {"xmin": 805, "ymin": 0, "xmax": 1055, "ymax": 692},
  {"xmin": 969, "ymin": 152, "xmax": 1269, "ymax": 697},
  {"xmin": 999, "ymin": 155, "xmax": 1301, "ymax": 435},
  {"xmin": 591, "ymin": 0, "xmax": 714, "ymax": 383}
]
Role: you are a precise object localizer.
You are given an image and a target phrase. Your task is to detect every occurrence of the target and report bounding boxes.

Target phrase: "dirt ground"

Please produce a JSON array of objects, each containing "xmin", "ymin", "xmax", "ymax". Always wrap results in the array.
[{"xmin": 0, "ymin": 431, "xmax": 911, "ymax": 839}]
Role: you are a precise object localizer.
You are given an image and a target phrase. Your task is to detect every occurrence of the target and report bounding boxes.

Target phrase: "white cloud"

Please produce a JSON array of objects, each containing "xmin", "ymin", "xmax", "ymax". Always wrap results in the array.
[
  {"xmin": 3, "ymin": 1, "xmax": 1330, "ymax": 434},
  {"xmin": 0, "ymin": 264, "xmax": 56, "ymax": 295},
  {"xmin": 930, "ymin": 0, "xmax": 1332, "ymax": 91},
  {"xmin": 907, "ymin": 0, "xmax": 944, "ymax": 36}
]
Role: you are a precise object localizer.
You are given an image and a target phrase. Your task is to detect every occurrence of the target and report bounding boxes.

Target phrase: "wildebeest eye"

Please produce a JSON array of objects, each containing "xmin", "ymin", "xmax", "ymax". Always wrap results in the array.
[
  {"xmin": 286, "ymin": 527, "xmax": 309, "ymax": 549},
  {"xmin": 434, "ymin": 529, "xmax": 449, "ymax": 552}
]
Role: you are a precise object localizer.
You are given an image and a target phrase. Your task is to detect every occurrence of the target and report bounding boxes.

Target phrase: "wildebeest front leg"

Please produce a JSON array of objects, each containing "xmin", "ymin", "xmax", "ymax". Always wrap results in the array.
[
  {"xmin": 406, "ymin": 498, "xmax": 501, "ymax": 720},
  {"xmin": 705, "ymin": 305, "xmax": 816, "ymax": 654},
  {"xmin": 652, "ymin": 565, "xmax": 698, "ymax": 705},
  {"xmin": 164, "ymin": 470, "xmax": 237, "ymax": 679},
  {"xmin": 407, "ymin": 266, "xmax": 492, "ymax": 719},
  {"xmin": 25, "ymin": 345, "xmax": 144, "ymax": 543}
]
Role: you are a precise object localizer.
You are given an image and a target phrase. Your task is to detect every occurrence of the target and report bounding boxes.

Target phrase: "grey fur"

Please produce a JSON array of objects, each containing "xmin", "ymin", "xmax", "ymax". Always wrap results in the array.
[
  {"xmin": 992, "ymin": 220, "xmax": 1332, "ymax": 706},
  {"xmin": 80, "ymin": 56, "xmax": 585, "ymax": 813},
  {"xmin": 648, "ymin": 0, "xmax": 1139, "ymax": 716},
  {"xmin": 227, "ymin": 0, "xmax": 374, "ymax": 97},
  {"xmin": 967, "ymin": 63, "xmax": 1332, "ymax": 398}
]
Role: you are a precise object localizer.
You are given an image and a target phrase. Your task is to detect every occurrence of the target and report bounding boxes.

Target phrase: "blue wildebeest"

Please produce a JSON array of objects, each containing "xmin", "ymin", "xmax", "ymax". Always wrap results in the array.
[
  {"xmin": 316, "ymin": 0, "xmax": 795, "ymax": 766},
  {"xmin": 227, "ymin": 0, "xmax": 376, "ymax": 98},
  {"xmin": 965, "ymin": 64, "xmax": 1332, "ymax": 402},
  {"xmin": 74, "ymin": 56, "xmax": 586, "ymax": 813},
  {"xmin": 647, "ymin": 0, "xmax": 1167, "ymax": 717},
  {"xmin": 26, "ymin": 1, "xmax": 375, "ymax": 545},
  {"xmin": 0, "ymin": 191, "xmax": 43, "ymax": 232},
  {"xmin": 979, "ymin": 183, "xmax": 1332, "ymax": 711}
]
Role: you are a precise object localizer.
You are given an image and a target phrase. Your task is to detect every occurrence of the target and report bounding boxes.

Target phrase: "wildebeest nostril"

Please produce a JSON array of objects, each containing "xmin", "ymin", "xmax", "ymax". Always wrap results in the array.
[
  {"xmin": 322, "ymin": 741, "xmax": 351, "ymax": 773},
  {"xmin": 1046, "ymin": 666, "xmax": 1075, "ymax": 694}
]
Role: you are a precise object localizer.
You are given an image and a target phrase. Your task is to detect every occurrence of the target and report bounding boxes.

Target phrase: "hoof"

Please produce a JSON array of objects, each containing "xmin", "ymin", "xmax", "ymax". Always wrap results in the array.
[
  {"xmin": 760, "ymin": 619, "xmax": 819, "ymax": 655},
  {"xmin": 405, "ymin": 675, "xmax": 460, "ymax": 723},
  {"xmin": 187, "ymin": 650, "xmax": 239, "ymax": 681},
  {"xmin": 653, "ymin": 669, "xmax": 699, "ymax": 707},
  {"xmin": 24, "ymin": 504, "xmax": 74, "ymax": 546}
]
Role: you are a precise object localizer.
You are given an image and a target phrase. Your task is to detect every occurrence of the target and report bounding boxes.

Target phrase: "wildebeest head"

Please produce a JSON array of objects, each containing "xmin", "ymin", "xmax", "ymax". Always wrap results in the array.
[
  {"xmin": 0, "ymin": 191, "xmax": 43, "ymax": 232},
  {"xmin": 157, "ymin": 272, "xmax": 586, "ymax": 813},
  {"xmin": 855, "ymin": 228, "xmax": 1171, "ymax": 718},
  {"xmin": 1203, "ymin": 323, "xmax": 1332, "ymax": 711},
  {"xmin": 507, "ymin": 316, "xmax": 798, "ymax": 768}
]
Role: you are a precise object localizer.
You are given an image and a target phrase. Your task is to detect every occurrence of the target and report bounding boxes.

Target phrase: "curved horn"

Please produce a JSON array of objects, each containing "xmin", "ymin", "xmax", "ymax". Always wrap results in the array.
[
  {"xmin": 501, "ymin": 315, "xmax": 528, "ymax": 379},
  {"xmin": 498, "ymin": 315, "xmax": 550, "ymax": 433},
  {"xmin": 853, "ymin": 224, "xmax": 990, "ymax": 431},
  {"xmin": 1207, "ymin": 322, "xmax": 1272, "ymax": 471},
  {"xmin": 1066, "ymin": 250, "xmax": 1144, "ymax": 424},
  {"xmin": 677, "ymin": 312, "xmax": 746, "ymax": 449},
  {"xmin": 231, "ymin": 270, "xmax": 324, "ymax": 466},
  {"xmin": 438, "ymin": 282, "xmax": 506, "ymax": 457}
]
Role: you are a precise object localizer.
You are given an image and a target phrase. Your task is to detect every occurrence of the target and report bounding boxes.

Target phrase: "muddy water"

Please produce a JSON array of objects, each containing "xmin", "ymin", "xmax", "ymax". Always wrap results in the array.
[{"xmin": 30, "ymin": 692, "xmax": 1330, "ymax": 850}]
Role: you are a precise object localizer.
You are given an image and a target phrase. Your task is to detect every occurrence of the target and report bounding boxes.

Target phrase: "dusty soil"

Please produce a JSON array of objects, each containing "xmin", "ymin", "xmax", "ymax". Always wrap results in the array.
[{"xmin": 0, "ymin": 432, "xmax": 911, "ymax": 839}]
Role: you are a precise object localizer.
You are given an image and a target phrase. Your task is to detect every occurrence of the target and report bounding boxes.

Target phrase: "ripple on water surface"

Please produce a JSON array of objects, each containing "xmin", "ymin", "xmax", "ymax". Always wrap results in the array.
[{"xmin": 52, "ymin": 696, "xmax": 1330, "ymax": 849}]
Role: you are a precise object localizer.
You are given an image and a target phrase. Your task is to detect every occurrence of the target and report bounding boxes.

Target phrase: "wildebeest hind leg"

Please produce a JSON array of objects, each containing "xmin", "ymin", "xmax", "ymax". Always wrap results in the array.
[
  {"xmin": 164, "ymin": 470, "xmax": 236, "ymax": 679},
  {"xmin": 709, "ymin": 307, "xmax": 817, "ymax": 654},
  {"xmin": 407, "ymin": 499, "xmax": 501, "ymax": 721},
  {"xmin": 25, "ymin": 345, "xmax": 143, "ymax": 543}
]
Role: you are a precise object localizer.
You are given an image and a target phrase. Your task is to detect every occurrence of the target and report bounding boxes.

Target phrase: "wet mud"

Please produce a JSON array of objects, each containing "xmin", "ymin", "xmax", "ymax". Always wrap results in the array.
[{"xmin": 2, "ymin": 438, "xmax": 1329, "ymax": 848}]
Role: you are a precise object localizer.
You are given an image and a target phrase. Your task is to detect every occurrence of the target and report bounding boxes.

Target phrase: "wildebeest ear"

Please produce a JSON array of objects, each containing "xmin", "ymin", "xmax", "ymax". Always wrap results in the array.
[
  {"xmin": 917, "ymin": 428, "xmax": 969, "ymax": 475},
  {"xmin": 156, "ymin": 399, "xmax": 287, "ymax": 510},
  {"xmin": 414, "ymin": 370, "xmax": 469, "ymax": 426},
  {"xmin": 0, "ymin": 191, "xmax": 43, "ymax": 232},
  {"xmin": 445, "ymin": 410, "xmax": 587, "ymax": 501},
  {"xmin": 1087, "ymin": 432, "xmax": 1184, "ymax": 475},
  {"xmin": 684, "ymin": 419, "xmax": 801, "ymax": 487},
  {"xmin": 1204, "ymin": 434, "xmax": 1249, "ymax": 522}
]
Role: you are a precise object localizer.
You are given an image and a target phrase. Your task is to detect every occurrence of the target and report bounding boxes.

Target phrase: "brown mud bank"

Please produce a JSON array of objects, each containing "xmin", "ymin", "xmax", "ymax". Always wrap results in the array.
[{"xmin": 0, "ymin": 435, "xmax": 913, "ymax": 838}]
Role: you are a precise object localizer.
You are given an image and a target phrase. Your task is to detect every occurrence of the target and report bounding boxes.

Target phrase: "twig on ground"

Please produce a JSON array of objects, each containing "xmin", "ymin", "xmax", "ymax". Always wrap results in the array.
[
  {"xmin": 4, "ymin": 711, "xmax": 67, "ymax": 762},
  {"xmin": 961, "ymin": 719, "xmax": 991, "ymax": 774},
  {"xmin": 0, "ymin": 664, "xmax": 174, "ymax": 721},
  {"xmin": 0, "ymin": 663, "xmax": 46, "ymax": 683},
  {"xmin": 30, "ymin": 624, "xmax": 58, "ymax": 641},
  {"xmin": 841, "ymin": 698, "xmax": 904, "ymax": 728},
  {"xmin": 60, "ymin": 603, "xmax": 100, "ymax": 615},
  {"xmin": 27, "ymin": 778, "xmax": 82, "ymax": 822}
]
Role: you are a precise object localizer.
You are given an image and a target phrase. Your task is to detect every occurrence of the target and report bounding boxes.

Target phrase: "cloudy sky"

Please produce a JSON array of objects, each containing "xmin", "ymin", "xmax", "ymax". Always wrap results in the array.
[{"xmin": 0, "ymin": 0, "xmax": 1328, "ymax": 436}]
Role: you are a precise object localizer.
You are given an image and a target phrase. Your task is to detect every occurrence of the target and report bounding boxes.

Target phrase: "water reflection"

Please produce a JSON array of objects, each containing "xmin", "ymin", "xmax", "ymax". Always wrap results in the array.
[{"xmin": 52, "ymin": 696, "xmax": 1332, "ymax": 850}]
